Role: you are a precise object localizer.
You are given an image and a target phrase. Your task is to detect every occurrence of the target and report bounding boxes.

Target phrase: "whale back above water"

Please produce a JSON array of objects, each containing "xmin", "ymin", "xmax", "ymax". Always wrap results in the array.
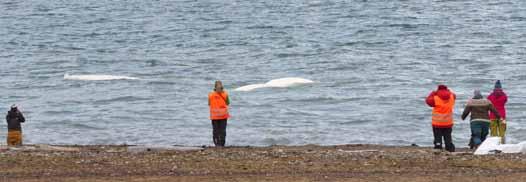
[
  {"xmin": 234, "ymin": 84, "xmax": 268, "ymax": 92},
  {"xmin": 264, "ymin": 77, "xmax": 314, "ymax": 87},
  {"xmin": 234, "ymin": 77, "xmax": 314, "ymax": 92}
]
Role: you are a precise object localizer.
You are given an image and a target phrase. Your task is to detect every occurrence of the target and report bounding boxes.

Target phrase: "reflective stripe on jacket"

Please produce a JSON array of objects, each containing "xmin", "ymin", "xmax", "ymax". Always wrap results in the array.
[{"xmin": 432, "ymin": 94, "xmax": 455, "ymax": 128}]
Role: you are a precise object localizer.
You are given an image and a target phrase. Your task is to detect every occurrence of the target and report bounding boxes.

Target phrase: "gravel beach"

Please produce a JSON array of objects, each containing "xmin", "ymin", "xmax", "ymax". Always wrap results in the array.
[{"xmin": 2, "ymin": 144, "xmax": 526, "ymax": 182}]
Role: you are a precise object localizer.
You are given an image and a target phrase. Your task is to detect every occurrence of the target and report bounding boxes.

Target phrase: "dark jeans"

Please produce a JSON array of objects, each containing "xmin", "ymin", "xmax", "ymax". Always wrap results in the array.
[
  {"xmin": 433, "ymin": 127, "xmax": 455, "ymax": 152},
  {"xmin": 212, "ymin": 119, "xmax": 227, "ymax": 147},
  {"xmin": 471, "ymin": 121, "xmax": 490, "ymax": 147}
]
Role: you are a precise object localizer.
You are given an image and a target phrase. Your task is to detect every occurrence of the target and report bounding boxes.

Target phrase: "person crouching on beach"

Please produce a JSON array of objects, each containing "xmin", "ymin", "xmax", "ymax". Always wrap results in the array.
[
  {"xmin": 426, "ymin": 85, "xmax": 456, "ymax": 152},
  {"xmin": 6, "ymin": 104, "xmax": 25, "ymax": 146},
  {"xmin": 208, "ymin": 81, "xmax": 230, "ymax": 147},
  {"xmin": 488, "ymin": 80, "xmax": 508, "ymax": 143},
  {"xmin": 461, "ymin": 90, "xmax": 501, "ymax": 149}
]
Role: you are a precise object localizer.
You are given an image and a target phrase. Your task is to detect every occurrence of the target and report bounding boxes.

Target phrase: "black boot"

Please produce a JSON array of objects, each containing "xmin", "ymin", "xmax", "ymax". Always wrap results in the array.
[
  {"xmin": 434, "ymin": 142, "xmax": 443, "ymax": 150},
  {"xmin": 445, "ymin": 143, "xmax": 455, "ymax": 152},
  {"xmin": 220, "ymin": 139, "xmax": 225, "ymax": 147},
  {"xmin": 219, "ymin": 136, "xmax": 225, "ymax": 147}
]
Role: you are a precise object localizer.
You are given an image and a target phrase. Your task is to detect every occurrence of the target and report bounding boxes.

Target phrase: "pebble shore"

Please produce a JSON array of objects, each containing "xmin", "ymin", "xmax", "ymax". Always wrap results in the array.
[{"xmin": 2, "ymin": 144, "xmax": 526, "ymax": 181}]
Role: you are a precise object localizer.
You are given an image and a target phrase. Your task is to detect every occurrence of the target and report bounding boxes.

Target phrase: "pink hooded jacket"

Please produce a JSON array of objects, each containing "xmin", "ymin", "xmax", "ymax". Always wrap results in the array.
[{"xmin": 487, "ymin": 88, "xmax": 507, "ymax": 120}]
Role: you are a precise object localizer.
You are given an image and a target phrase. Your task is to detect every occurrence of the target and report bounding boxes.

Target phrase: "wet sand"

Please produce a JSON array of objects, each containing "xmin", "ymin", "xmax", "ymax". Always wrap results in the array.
[{"xmin": 2, "ymin": 144, "xmax": 526, "ymax": 182}]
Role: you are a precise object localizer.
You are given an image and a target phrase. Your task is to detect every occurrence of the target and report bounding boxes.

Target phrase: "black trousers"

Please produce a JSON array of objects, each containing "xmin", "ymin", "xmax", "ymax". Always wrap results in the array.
[
  {"xmin": 432, "ymin": 127, "xmax": 455, "ymax": 152},
  {"xmin": 212, "ymin": 119, "xmax": 227, "ymax": 146}
]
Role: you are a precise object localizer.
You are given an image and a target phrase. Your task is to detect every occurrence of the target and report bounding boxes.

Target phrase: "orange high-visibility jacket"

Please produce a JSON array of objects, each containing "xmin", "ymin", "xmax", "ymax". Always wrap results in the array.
[
  {"xmin": 431, "ymin": 94, "xmax": 455, "ymax": 128},
  {"xmin": 209, "ymin": 91, "xmax": 230, "ymax": 120}
]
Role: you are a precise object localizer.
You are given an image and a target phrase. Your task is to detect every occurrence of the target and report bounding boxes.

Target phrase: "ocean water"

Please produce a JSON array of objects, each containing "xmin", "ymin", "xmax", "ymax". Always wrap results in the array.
[{"xmin": 1, "ymin": 0, "xmax": 525, "ymax": 146}]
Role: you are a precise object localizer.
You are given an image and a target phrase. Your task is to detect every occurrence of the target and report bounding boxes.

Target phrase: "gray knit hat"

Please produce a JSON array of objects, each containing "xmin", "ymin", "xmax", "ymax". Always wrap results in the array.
[{"xmin": 473, "ymin": 90, "xmax": 483, "ymax": 99}]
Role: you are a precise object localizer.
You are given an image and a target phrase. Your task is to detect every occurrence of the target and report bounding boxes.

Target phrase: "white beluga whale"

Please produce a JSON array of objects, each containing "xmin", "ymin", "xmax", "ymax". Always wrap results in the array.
[
  {"xmin": 234, "ymin": 77, "xmax": 314, "ymax": 92},
  {"xmin": 64, "ymin": 73, "xmax": 139, "ymax": 81},
  {"xmin": 234, "ymin": 84, "xmax": 267, "ymax": 92}
]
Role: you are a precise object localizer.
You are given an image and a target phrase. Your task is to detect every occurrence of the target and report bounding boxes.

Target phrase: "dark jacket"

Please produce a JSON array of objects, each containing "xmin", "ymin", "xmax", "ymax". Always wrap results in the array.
[
  {"xmin": 6, "ymin": 110, "xmax": 25, "ymax": 131},
  {"xmin": 461, "ymin": 98, "xmax": 500, "ymax": 122}
]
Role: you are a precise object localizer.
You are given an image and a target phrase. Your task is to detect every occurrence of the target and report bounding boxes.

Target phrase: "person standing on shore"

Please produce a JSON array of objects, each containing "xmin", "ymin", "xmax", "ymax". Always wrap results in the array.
[
  {"xmin": 488, "ymin": 80, "xmax": 508, "ymax": 143},
  {"xmin": 426, "ymin": 85, "xmax": 456, "ymax": 152},
  {"xmin": 461, "ymin": 90, "xmax": 501, "ymax": 149},
  {"xmin": 6, "ymin": 104, "xmax": 25, "ymax": 146},
  {"xmin": 208, "ymin": 81, "xmax": 230, "ymax": 147}
]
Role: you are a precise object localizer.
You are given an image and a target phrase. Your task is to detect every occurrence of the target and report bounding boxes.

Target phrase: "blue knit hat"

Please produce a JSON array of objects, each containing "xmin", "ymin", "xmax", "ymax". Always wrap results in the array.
[{"xmin": 495, "ymin": 80, "xmax": 502, "ymax": 89}]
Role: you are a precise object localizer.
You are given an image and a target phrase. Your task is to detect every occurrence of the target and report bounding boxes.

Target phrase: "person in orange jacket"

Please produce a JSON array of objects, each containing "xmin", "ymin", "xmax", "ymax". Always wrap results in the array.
[
  {"xmin": 426, "ymin": 85, "xmax": 456, "ymax": 152},
  {"xmin": 208, "ymin": 81, "xmax": 230, "ymax": 147}
]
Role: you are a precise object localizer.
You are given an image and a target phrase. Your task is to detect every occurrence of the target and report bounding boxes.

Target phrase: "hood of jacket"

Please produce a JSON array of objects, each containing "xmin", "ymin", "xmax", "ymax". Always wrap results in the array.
[
  {"xmin": 436, "ymin": 89, "xmax": 451, "ymax": 100},
  {"xmin": 490, "ymin": 88, "xmax": 506, "ymax": 98}
]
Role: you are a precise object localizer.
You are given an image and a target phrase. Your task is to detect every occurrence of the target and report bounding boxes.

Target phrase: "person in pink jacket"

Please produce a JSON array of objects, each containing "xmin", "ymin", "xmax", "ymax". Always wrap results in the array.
[{"xmin": 487, "ymin": 80, "xmax": 507, "ymax": 143}]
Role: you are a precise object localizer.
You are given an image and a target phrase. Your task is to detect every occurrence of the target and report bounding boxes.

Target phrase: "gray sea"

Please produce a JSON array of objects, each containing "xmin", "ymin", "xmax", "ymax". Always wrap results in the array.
[{"xmin": 1, "ymin": 0, "xmax": 525, "ymax": 146}]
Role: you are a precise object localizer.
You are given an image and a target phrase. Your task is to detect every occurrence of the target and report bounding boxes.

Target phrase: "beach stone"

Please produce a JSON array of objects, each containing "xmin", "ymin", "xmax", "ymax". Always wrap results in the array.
[
  {"xmin": 8, "ymin": 146, "xmax": 37, "ymax": 151},
  {"xmin": 35, "ymin": 144, "xmax": 80, "ymax": 152},
  {"xmin": 1, "ymin": 145, "xmax": 79, "ymax": 152},
  {"xmin": 341, "ymin": 150, "xmax": 380, "ymax": 153},
  {"xmin": 451, "ymin": 152, "xmax": 473, "ymax": 156},
  {"xmin": 127, "ymin": 145, "xmax": 204, "ymax": 153},
  {"xmin": 0, "ymin": 145, "xmax": 8, "ymax": 152}
]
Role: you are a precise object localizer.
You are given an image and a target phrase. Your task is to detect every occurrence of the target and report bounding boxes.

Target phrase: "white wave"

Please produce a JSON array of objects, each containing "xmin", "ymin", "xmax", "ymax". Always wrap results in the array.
[
  {"xmin": 234, "ymin": 77, "xmax": 314, "ymax": 92},
  {"xmin": 64, "ymin": 73, "xmax": 139, "ymax": 81}
]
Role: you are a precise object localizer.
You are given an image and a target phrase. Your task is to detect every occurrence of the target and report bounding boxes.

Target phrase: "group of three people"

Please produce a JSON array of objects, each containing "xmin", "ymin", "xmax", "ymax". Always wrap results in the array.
[{"xmin": 426, "ymin": 80, "xmax": 507, "ymax": 152}]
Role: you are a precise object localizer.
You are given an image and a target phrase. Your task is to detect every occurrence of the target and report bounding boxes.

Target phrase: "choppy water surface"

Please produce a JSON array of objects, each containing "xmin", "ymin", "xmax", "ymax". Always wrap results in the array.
[{"xmin": 1, "ymin": 0, "xmax": 526, "ymax": 146}]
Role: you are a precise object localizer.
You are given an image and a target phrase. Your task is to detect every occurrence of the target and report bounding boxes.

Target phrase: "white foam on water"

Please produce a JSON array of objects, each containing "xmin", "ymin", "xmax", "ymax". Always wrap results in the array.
[
  {"xmin": 234, "ymin": 77, "xmax": 314, "ymax": 92},
  {"xmin": 64, "ymin": 73, "xmax": 140, "ymax": 81}
]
